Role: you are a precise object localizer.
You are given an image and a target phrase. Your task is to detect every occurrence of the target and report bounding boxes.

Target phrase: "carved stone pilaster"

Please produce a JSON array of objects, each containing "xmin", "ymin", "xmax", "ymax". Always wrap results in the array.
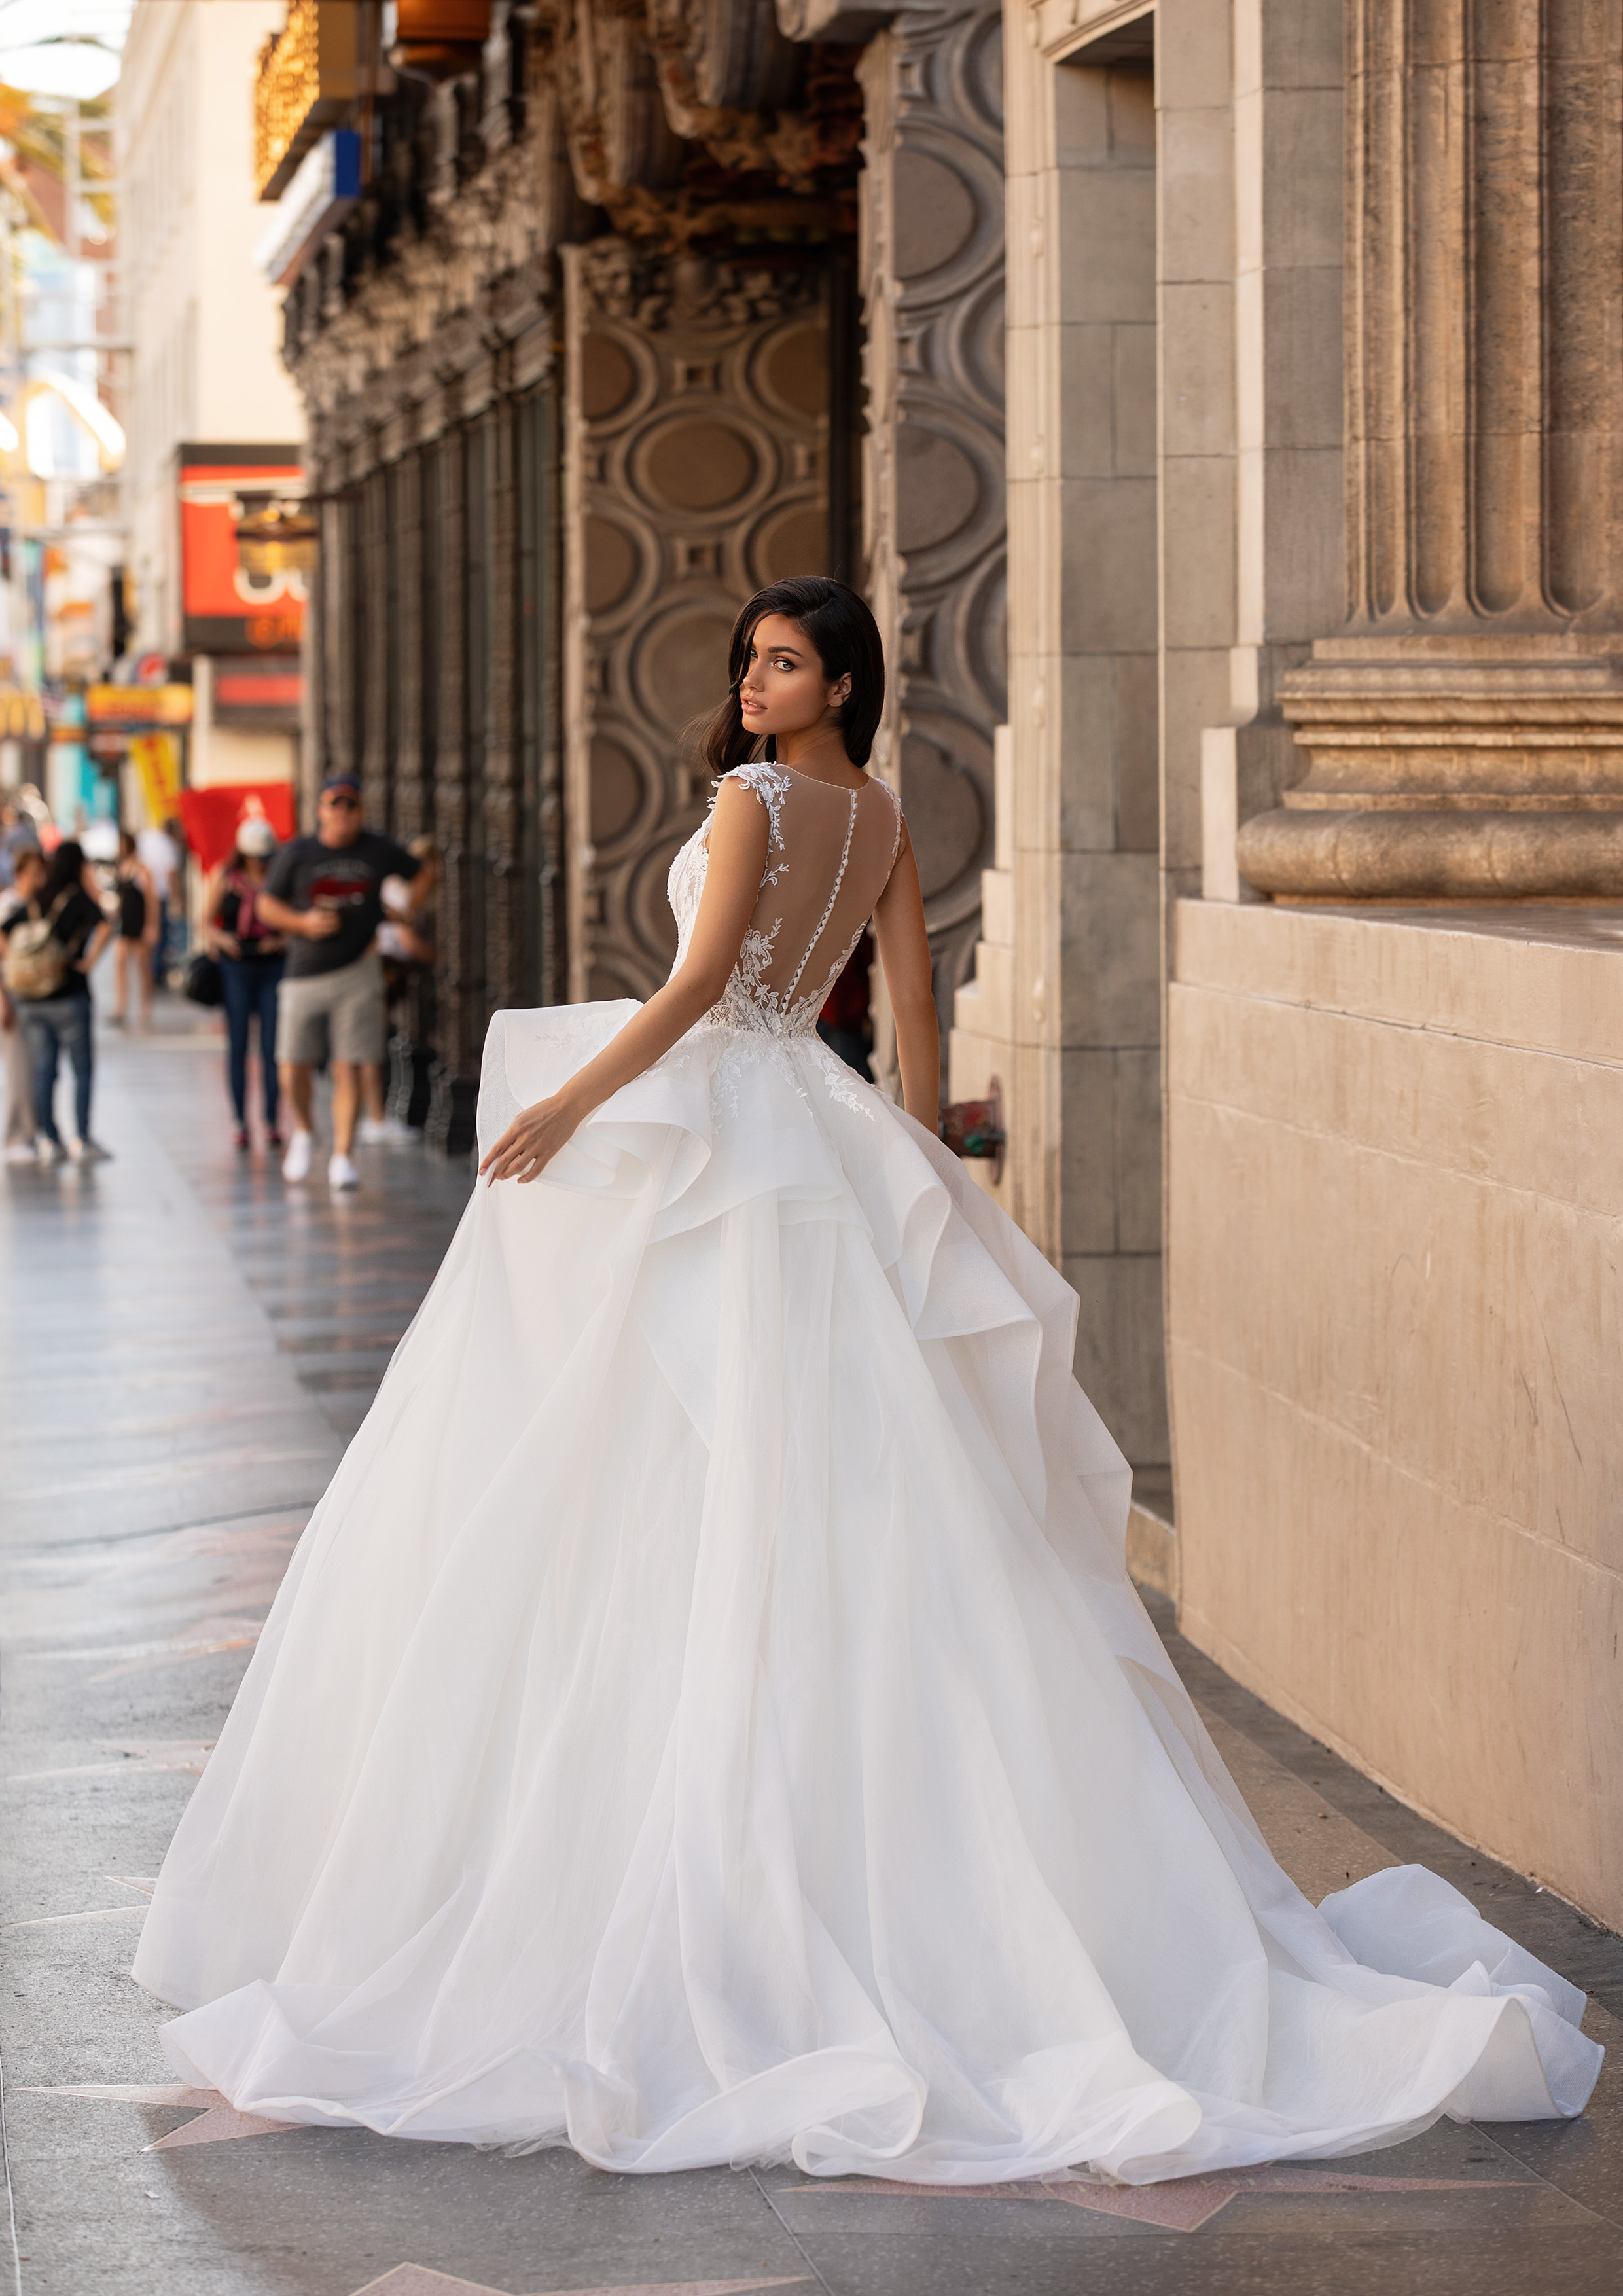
[
  {"xmin": 429, "ymin": 428, "xmax": 482, "ymax": 1152},
  {"xmin": 1242, "ymin": 0, "xmax": 1623, "ymax": 899},
  {"xmin": 392, "ymin": 450, "xmax": 429, "ymax": 842},
  {"xmin": 563, "ymin": 240, "xmax": 828, "ymax": 1003},
  {"xmin": 321, "ymin": 493, "xmax": 359, "ymax": 786},
  {"xmin": 484, "ymin": 399, "xmax": 524, "ymax": 1015},
  {"xmin": 358, "ymin": 465, "xmax": 392, "ymax": 829},
  {"xmin": 859, "ymin": 1, "xmax": 1005, "ymax": 1047}
]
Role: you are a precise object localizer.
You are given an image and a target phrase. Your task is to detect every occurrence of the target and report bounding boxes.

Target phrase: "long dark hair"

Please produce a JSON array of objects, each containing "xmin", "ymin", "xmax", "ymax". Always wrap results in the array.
[
  {"xmin": 40, "ymin": 840, "xmax": 87, "ymax": 906},
  {"xmin": 700, "ymin": 577, "xmax": 885, "ymax": 776}
]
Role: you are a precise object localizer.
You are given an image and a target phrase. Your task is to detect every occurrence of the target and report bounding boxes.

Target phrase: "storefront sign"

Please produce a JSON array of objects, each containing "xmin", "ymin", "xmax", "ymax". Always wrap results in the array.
[
  {"xmin": 255, "ymin": 129, "xmax": 361, "ymax": 287},
  {"xmin": 253, "ymin": 0, "xmax": 370, "ymax": 201},
  {"xmin": 179, "ymin": 783, "xmax": 298, "ymax": 872},
  {"xmin": 130, "ymin": 732, "xmax": 184, "ymax": 827},
  {"xmin": 86, "ymin": 683, "xmax": 194, "ymax": 728},
  {"xmin": 178, "ymin": 444, "xmax": 308, "ymax": 655}
]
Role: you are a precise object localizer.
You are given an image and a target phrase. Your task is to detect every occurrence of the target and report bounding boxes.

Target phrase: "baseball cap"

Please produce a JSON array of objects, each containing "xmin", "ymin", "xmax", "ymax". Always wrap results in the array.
[
  {"xmin": 237, "ymin": 817, "xmax": 277, "ymax": 856},
  {"xmin": 320, "ymin": 773, "xmax": 361, "ymax": 798}
]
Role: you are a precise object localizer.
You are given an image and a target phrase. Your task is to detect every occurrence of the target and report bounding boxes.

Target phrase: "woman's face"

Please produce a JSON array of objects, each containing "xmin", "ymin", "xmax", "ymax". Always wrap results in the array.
[{"xmin": 738, "ymin": 613, "xmax": 850, "ymax": 743}]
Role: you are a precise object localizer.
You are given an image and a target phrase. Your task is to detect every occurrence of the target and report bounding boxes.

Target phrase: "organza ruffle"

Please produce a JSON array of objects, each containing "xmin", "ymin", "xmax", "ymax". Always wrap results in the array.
[{"xmin": 133, "ymin": 1004, "xmax": 1601, "ymax": 2182}]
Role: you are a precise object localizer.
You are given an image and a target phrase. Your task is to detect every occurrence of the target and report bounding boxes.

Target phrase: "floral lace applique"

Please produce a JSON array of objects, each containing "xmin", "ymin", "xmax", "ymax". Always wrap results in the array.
[
  {"xmin": 808, "ymin": 1038, "xmax": 876, "ymax": 1121},
  {"xmin": 711, "ymin": 761, "xmax": 791, "ymax": 888}
]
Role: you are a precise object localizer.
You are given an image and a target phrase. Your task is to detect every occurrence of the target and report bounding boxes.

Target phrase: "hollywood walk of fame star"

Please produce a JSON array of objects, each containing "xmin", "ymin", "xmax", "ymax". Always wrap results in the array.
[
  {"xmin": 350, "ymin": 2272, "xmax": 808, "ymax": 2296},
  {"xmin": 785, "ymin": 2164, "xmax": 1524, "ymax": 2234},
  {"xmin": 20, "ymin": 2083, "xmax": 299, "ymax": 2151}
]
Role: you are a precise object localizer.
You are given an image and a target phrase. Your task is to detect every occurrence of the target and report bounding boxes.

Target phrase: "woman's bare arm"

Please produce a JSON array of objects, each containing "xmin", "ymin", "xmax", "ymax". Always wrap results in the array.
[
  {"xmin": 480, "ymin": 780, "xmax": 770, "ymax": 1182},
  {"xmin": 871, "ymin": 822, "xmax": 939, "ymax": 1128}
]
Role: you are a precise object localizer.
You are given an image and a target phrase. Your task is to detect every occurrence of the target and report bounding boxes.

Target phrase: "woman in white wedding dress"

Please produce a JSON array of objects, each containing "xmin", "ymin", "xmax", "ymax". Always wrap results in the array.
[{"xmin": 134, "ymin": 577, "xmax": 1599, "ymax": 2183}]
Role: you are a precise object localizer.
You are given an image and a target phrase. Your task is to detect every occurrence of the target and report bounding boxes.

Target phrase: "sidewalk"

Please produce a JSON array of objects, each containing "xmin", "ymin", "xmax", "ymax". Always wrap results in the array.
[{"xmin": 2, "ymin": 1003, "xmax": 1619, "ymax": 2296}]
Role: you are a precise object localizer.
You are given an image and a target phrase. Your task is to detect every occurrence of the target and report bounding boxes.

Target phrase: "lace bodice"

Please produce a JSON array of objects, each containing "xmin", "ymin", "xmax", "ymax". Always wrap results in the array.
[{"xmin": 667, "ymin": 761, "xmax": 904, "ymax": 1042}]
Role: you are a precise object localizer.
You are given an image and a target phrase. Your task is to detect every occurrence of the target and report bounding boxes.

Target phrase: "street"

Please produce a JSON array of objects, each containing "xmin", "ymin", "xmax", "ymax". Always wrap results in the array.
[{"xmin": 1, "ymin": 1000, "xmax": 1618, "ymax": 2296}]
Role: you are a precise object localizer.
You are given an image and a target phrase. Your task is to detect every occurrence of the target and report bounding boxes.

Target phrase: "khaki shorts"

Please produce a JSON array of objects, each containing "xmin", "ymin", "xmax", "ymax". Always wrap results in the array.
[{"xmin": 277, "ymin": 950, "xmax": 386, "ymax": 1066}]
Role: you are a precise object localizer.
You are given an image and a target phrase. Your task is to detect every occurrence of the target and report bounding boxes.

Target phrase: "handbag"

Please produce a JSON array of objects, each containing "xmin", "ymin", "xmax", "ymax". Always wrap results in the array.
[
  {"xmin": 184, "ymin": 950, "xmax": 224, "ymax": 1008},
  {"xmin": 2, "ymin": 891, "xmax": 73, "ymax": 999}
]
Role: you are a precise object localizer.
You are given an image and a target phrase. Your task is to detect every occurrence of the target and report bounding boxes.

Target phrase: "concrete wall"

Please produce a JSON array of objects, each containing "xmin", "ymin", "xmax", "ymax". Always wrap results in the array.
[{"xmin": 1167, "ymin": 897, "xmax": 1623, "ymax": 1929}]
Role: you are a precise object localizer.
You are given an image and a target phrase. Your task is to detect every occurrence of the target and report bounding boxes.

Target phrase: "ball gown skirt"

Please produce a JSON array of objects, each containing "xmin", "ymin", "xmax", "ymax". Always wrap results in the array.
[{"xmin": 131, "ymin": 1000, "xmax": 1601, "ymax": 2183}]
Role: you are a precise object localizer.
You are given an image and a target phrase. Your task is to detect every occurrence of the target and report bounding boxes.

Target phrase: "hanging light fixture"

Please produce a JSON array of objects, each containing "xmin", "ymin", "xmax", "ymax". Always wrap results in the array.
[{"xmin": 235, "ymin": 494, "xmax": 320, "ymax": 579}]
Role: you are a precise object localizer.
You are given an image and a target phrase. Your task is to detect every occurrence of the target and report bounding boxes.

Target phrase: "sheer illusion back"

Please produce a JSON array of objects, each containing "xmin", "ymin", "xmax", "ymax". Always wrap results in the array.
[{"xmin": 669, "ymin": 761, "xmax": 902, "ymax": 1033}]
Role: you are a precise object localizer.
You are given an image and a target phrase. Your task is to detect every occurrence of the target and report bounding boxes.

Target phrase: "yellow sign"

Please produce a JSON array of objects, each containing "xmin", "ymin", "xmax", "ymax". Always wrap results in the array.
[
  {"xmin": 130, "ymin": 732, "xmax": 183, "ymax": 828},
  {"xmin": 86, "ymin": 683, "xmax": 194, "ymax": 727},
  {"xmin": 0, "ymin": 685, "xmax": 45, "ymax": 740},
  {"xmin": 254, "ymin": 1, "xmax": 366, "ymax": 200}
]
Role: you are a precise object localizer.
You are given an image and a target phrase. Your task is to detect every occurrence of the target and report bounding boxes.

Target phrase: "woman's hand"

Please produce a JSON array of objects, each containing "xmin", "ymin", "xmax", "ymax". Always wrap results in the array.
[
  {"xmin": 212, "ymin": 931, "xmax": 242, "ymax": 958},
  {"xmin": 479, "ymin": 1091, "xmax": 582, "ymax": 1185}
]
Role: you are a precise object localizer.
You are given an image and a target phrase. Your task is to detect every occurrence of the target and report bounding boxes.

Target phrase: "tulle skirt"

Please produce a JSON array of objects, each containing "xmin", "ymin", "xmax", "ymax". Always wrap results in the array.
[{"xmin": 132, "ymin": 1002, "xmax": 1601, "ymax": 2181}]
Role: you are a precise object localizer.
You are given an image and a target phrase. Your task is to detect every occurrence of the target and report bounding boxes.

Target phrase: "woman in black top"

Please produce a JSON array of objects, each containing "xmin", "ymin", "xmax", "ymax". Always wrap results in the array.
[
  {"xmin": 111, "ymin": 829, "xmax": 157, "ymax": 1029},
  {"xmin": 1, "ymin": 840, "xmax": 113, "ymax": 1163},
  {"xmin": 204, "ymin": 818, "xmax": 287, "ymax": 1151}
]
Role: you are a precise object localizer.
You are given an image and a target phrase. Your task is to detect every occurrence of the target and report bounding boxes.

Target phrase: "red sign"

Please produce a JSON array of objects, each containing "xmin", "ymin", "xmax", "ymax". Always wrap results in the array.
[
  {"xmin": 177, "ymin": 783, "xmax": 299, "ymax": 873},
  {"xmin": 178, "ymin": 443, "xmax": 307, "ymax": 655}
]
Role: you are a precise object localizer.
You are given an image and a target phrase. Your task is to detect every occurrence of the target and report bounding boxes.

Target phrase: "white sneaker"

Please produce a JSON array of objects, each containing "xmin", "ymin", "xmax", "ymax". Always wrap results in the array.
[
  {"xmin": 281, "ymin": 1128, "xmax": 313, "ymax": 1183},
  {"xmin": 66, "ymin": 1137, "xmax": 112, "ymax": 1164},
  {"xmin": 34, "ymin": 1136, "xmax": 59, "ymax": 1165},
  {"xmin": 5, "ymin": 1141, "xmax": 36, "ymax": 1164},
  {"xmin": 328, "ymin": 1151, "xmax": 359, "ymax": 1190},
  {"xmin": 358, "ymin": 1114, "xmax": 421, "ymax": 1147}
]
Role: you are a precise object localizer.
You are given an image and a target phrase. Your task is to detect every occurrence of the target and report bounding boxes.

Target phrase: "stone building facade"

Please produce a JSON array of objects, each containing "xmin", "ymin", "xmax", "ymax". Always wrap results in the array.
[
  {"xmin": 264, "ymin": 0, "xmax": 1620, "ymax": 1929},
  {"xmin": 272, "ymin": 0, "xmax": 1003, "ymax": 1147}
]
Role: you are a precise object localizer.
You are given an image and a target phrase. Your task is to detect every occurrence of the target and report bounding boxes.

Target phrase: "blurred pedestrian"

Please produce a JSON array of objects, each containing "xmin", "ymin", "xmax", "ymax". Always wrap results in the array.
[
  {"xmin": 110, "ymin": 829, "xmax": 158, "ymax": 1029},
  {"xmin": 0, "ymin": 800, "xmax": 40, "ymax": 891},
  {"xmin": 359, "ymin": 836, "xmax": 436, "ymax": 1145},
  {"xmin": 204, "ymin": 817, "xmax": 286, "ymax": 1151},
  {"xmin": 138, "ymin": 817, "xmax": 181, "ymax": 986},
  {"xmin": 1, "ymin": 839, "xmax": 114, "ymax": 1164},
  {"xmin": 1, "ymin": 844, "xmax": 47, "ymax": 1160},
  {"xmin": 257, "ymin": 775, "xmax": 425, "ymax": 1190}
]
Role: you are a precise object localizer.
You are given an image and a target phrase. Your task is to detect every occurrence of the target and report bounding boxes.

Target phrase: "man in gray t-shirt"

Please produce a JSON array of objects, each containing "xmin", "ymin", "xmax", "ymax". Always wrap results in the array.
[{"xmin": 259, "ymin": 775, "xmax": 425, "ymax": 1189}]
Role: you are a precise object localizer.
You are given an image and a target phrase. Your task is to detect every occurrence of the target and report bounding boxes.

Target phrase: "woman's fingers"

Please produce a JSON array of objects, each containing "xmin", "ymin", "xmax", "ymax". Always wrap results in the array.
[
  {"xmin": 479, "ymin": 1116, "xmax": 529, "ymax": 1174},
  {"xmin": 480, "ymin": 1096, "xmax": 573, "ymax": 1183}
]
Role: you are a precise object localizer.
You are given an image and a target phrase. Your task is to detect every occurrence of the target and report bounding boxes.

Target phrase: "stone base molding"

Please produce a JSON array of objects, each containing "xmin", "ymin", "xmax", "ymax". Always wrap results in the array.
[
  {"xmin": 1238, "ymin": 809, "xmax": 1623, "ymax": 903},
  {"xmin": 1241, "ymin": 637, "xmax": 1623, "ymax": 899}
]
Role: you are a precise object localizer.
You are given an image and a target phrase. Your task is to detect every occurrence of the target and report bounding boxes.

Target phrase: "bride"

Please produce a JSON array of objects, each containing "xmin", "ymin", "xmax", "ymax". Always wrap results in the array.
[{"xmin": 134, "ymin": 577, "xmax": 1599, "ymax": 2183}]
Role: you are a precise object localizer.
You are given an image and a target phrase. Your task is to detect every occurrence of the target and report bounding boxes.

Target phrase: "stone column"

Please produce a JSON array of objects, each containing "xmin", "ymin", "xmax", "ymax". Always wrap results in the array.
[
  {"xmin": 358, "ymin": 464, "xmax": 392, "ymax": 831},
  {"xmin": 428, "ymin": 424, "xmax": 480, "ymax": 1153},
  {"xmin": 858, "ymin": 0, "xmax": 1007, "ymax": 1069},
  {"xmin": 391, "ymin": 448, "xmax": 429, "ymax": 842},
  {"xmin": 1240, "ymin": 0, "xmax": 1623, "ymax": 898},
  {"xmin": 484, "ymin": 396, "xmax": 524, "ymax": 1018}
]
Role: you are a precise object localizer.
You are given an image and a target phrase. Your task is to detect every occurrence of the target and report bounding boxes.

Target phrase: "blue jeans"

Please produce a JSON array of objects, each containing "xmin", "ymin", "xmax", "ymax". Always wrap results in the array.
[
  {"xmin": 21, "ymin": 993, "xmax": 93, "ymax": 1144},
  {"xmin": 220, "ymin": 955, "xmax": 283, "ymax": 1127}
]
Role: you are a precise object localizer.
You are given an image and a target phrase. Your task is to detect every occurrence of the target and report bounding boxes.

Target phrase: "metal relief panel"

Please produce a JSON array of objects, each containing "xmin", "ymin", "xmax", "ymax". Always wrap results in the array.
[
  {"xmin": 563, "ymin": 242, "xmax": 829, "ymax": 1003},
  {"xmin": 861, "ymin": 0, "xmax": 1007, "ymax": 1033}
]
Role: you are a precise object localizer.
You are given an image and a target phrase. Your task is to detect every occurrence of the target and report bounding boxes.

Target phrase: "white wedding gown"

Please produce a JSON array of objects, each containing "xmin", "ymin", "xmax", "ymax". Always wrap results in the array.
[{"xmin": 134, "ymin": 762, "xmax": 1600, "ymax": 2183}]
